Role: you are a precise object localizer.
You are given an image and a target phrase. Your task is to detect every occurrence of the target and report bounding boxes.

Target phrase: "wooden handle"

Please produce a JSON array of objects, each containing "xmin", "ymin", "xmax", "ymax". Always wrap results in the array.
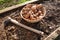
[{"xmin": 8, "ymin": 17, "xmax": 44, "ymax": 35}]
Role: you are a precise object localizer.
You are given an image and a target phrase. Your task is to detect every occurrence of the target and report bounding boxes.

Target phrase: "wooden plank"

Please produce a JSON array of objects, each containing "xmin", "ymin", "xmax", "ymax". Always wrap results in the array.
[
  {"xmin": 44, "ymin": 27, "xmax": 60, "ymax": 40},
  {"xmin": 0, "ymin": 0, "xmax": 38, "ymax": 14}
]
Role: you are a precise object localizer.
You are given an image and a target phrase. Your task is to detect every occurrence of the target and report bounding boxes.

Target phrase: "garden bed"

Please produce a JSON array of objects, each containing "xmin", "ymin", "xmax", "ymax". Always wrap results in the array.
[{"xmin": 0, "ymin": 0, "xmax": 60, "ymax": 40}]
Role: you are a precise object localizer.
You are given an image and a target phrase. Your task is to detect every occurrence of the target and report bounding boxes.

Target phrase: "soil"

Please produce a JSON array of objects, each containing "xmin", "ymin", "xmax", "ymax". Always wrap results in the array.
[{"xmin": 0, "ymin": 0, "xmax": 60, "ymax": 40}]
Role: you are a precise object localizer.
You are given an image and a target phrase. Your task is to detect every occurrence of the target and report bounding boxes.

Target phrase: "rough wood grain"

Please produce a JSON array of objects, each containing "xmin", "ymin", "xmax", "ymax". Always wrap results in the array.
[{"xmin": 44, "ymin": 27, "xmax": 60, "ymax": 40}]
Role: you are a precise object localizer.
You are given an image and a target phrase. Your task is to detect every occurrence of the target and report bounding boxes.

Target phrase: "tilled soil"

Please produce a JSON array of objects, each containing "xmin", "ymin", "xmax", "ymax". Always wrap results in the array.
[{"xmin": 0, "ymin": 0, "xmax": 60, "ymax": 40}]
